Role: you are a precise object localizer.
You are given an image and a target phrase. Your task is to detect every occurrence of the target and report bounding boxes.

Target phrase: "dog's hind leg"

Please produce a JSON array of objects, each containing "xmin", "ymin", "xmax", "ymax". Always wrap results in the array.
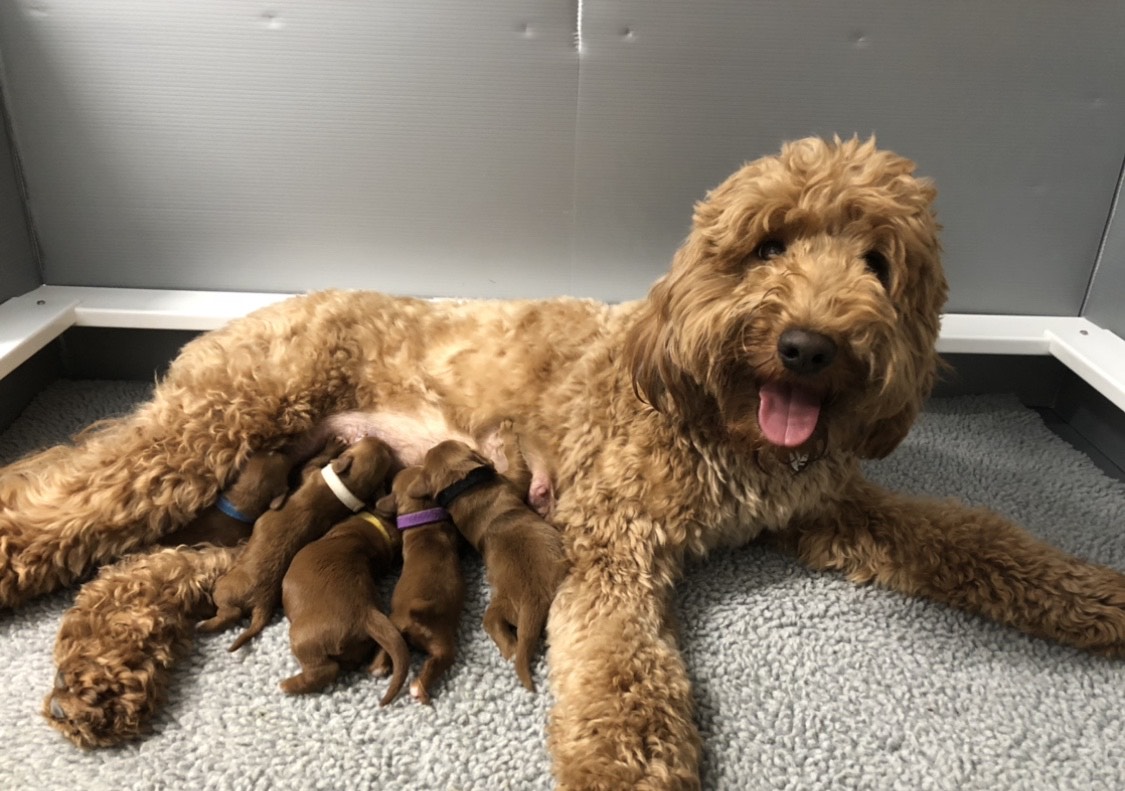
[
  {"xmin": 398, "ymin": 622, "xmax": 457, "ymax": 705},
  {"xmin": 280, "ymin": 659, "xmax": 341, "ymax": 695},
  {"xmin": 44, "ymin": 544, "xmax": 238, "ymax": 748},
  {"xmin": 0, "ymin": 293, "xmax": 366, "ymax": 608},
  {"xmin": 783, "ymin": 478, "xmax": 1125, "ymax": 656}
]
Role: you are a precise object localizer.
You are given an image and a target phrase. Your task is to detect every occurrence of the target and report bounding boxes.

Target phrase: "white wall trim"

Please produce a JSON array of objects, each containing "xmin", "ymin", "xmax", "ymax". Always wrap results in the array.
[{"xmin": 3, "ymin": 285, "xmax": 1124, "ymax": 412}]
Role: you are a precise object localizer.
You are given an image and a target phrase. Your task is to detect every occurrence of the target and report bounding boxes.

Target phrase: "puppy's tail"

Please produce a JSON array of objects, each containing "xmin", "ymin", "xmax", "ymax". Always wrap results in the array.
[
  {"xmin": 514, "ymin": 604, "xmax": 549, "ymax": 692},
  {"xmin": 365, "ymin": 609, "xmax": 409, "ymax": 706}
]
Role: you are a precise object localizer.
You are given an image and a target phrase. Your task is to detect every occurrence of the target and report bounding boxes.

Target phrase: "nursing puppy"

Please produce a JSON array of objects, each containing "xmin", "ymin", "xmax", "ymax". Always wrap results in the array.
[
  {"xmin": 372, "ymin": 466, "xmax": 464, "ymax": 704},
  {"xmin": 280, "ymin": 508, "xmax": 408, "ymax": 705},
  {"xmin": 410, "ymin": 439, "xmax": 567, "ymax": 691},
  {"xmin": 159, "ymin": 450, "xmax": 294, "ymax": 548},
  {"xmin": 198, "ymin": 437, "xmax": 394, "ymax": 650}
]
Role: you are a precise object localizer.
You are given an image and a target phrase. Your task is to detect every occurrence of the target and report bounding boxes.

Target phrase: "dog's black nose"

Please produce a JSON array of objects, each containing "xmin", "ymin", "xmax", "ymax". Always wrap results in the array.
[{"xmin": 777, "ymin": 328, "xmax": 837, "ymax": 375}]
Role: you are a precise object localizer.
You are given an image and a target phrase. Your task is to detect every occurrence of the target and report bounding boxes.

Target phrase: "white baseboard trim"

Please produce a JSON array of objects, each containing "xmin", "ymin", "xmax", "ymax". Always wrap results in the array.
[{"xmin": 3, "ymin": 285, "xmax": 1124, "ymax": 412}]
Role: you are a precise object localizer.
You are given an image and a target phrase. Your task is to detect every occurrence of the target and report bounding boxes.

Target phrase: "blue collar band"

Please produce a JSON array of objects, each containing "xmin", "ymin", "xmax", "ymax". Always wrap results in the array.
[{"xmin": 215, "ymin": 494, "xmax": 256, "ymax": 524}]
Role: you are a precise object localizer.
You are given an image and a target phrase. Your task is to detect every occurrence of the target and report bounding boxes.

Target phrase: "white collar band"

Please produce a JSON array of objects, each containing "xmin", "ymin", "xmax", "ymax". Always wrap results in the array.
[{"xmin": 320, "ymin": 464, "xmax": 365, "ymax": 512}]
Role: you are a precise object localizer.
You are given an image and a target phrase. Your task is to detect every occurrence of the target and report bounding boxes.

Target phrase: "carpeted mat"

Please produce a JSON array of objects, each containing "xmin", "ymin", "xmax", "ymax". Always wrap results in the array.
[{"xmin": 1, "ymin": 381, "xmax": 1122, "ymax": 790}]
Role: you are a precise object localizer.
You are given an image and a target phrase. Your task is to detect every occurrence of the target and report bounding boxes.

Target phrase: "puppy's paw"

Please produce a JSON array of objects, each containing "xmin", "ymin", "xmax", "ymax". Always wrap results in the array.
[
  {"xmin": 369, "ymin": 650, "xmax": 392, "ymax": 678},
  {"xmin": 483, "ymin": 604, "xmax": 518, "ymax": 661},
  {"xmin": 477, "ymin": 419, "xmax": 516, "ymax": 475},
  {"xmin": 196, "ymin": 605, "xmax": 242, "ymax": 633},
  {"xmin": 409, "ymin": 679, "xmax": 432, "ymax": 705}
]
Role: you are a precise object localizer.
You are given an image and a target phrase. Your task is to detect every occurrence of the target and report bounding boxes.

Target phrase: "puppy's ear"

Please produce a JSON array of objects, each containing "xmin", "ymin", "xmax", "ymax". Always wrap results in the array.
[
  {"xmin": 374, "ymin": 493, "xmax": 396, "ymax": 515},
  {"xmin": 267, "ymin": 481, "xmax": 291, "ymax": 510},
  {"xmin": 405, "ymin": 472, "xmax": 431, "ymax": 500},
  {"xmin": 331, "ymin": 453, "xmax": 354, "ymax": 476}
]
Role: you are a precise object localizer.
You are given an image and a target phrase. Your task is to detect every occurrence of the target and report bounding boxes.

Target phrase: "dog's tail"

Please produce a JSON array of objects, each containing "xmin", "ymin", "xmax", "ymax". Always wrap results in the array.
[
  {"xmin": 514, "ymin": 604, "xmax": 548, "ymax": 692},
  {"xmin": 365, "ymin": 608, "xmax": 409, "ymax": 706}
]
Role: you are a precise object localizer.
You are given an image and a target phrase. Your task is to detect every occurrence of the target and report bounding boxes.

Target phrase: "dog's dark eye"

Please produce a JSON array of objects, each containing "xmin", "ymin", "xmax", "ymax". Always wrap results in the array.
[
  {"xmin": 754, "ymin": 239, "xmax": 786, "ymax": 261},
  {"xmin": 863, "ymin": 251, "xmax": 891, "ymax": 289}
]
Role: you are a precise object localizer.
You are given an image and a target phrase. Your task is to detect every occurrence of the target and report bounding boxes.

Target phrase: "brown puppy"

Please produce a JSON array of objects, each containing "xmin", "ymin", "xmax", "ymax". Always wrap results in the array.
[
  {"xmin": 198, "ymin": 437, "xmax": 394, "ymax": 650},
  {"xmin": 280, "ymin": 508, "xmax": 408, "ymax": 705},
  {"xmin": 410, "ymin": 439, "xmax": 567, "ymax": 691},
  {"xmin": 372, "ymin": 466, "xmax": 464, "ymax": 704},
  {"xmin": 159, "ymin": 450, "xmax": 294, "ymax": 548}
]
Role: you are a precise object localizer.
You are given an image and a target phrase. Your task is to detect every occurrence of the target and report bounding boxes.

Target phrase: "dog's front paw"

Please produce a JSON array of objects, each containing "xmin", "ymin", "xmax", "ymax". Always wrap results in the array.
[{"xmin": 45, "ymin": 663, "xmax": 162, "ymax": 749}]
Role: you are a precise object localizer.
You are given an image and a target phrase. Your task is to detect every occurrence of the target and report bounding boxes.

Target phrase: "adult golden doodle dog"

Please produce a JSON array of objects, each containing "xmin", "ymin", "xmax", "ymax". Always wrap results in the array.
[{"xmin": 2, "ymin": 137, "xmax": 1124, "ymax": 787}]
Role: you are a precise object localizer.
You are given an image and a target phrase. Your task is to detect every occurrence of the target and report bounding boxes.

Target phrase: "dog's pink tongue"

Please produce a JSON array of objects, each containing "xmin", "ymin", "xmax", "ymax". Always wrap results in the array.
[{"xmin": 757, "ymin": 382, "xmax": 822, "ymax": 448}]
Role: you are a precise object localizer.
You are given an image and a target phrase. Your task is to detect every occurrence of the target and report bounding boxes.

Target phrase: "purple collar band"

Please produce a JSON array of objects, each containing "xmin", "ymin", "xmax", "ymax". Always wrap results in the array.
[{"xmin": 396, "ymin": 507, "xmax": 450, "ymax": 530}]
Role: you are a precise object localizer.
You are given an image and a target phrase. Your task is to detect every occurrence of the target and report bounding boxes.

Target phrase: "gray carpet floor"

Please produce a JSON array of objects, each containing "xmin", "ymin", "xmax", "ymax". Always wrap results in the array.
[{"xmin": 1, "ymin": 381, "xmax": 1123, "ymax": 790}]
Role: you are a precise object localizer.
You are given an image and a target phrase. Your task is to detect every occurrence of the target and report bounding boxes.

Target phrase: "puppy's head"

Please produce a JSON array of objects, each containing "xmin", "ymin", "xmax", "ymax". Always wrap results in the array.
[
  {"xmin": 407, "ymin": 440, "xmax": 494, "ymax": 500},
  {"xmin": 379, "ymin": 465, "xmax": 432, "ymax": 515},
  {"xmin": 625, "ymin": 136, "xmax": 947, "ymax": 460},
  {"xmin": 225, "ymin": 451, "xmax": 294, "ymax": 515},
  {"xmin": 329, "ymin": 437, "xmax": 394, "ymax": 502}
]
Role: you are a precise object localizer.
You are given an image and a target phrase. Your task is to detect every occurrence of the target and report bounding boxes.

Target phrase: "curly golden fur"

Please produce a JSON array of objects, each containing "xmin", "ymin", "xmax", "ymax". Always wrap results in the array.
[
  {"xmin": 2, "ymin": 137, "xmax": 1124, "ymax": 787},
  {"xmin": 44, "ymin": 545, "xmax": 239, "ymax": 748}
]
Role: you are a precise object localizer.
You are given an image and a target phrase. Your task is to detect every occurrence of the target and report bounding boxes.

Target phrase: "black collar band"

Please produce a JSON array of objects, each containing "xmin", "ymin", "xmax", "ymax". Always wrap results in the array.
[{"xmin": 435, "ymin": 465, "xmax": 497, "ymax": 509}]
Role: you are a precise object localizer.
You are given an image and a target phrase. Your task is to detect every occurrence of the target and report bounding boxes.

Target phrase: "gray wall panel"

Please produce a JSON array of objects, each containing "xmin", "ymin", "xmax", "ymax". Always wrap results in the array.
[
  {"xmin": 0, "ymin": 2, "xmax": 1123, "ymax": 310},
  {"xmin": 1085, "ymin": 161, "xmax": 1125, "ymax": 337},
  {"xmin": 0, "ymin": 86, "xmax": 37, "ymax": 303},
  {"xmin": 574, "ymin": 1, "xmax": 1125, "ymax": 308},
  {"xmin": 0, "ymin": 1, "xmax": 578, "ymax": 298}
]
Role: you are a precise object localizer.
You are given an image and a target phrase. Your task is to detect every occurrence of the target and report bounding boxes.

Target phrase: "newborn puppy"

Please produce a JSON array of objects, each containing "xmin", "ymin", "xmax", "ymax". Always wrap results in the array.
[
  {"xmin": 159, "ymin": 450, "xmax": 294, "ymax": 548},
  {"xmin": 280, "ymin": 508, "xmax": 408, "ymax": 705},
  {"xmin": 198, "ymin": 437, "xmax": 394, "ymax": 650},
  {"xmin": 372, "ymin": 467, "xmax": 464, "ymax": 704},
  {"xmin": 409, "ymin": 439, "xmax": 567, "ymax": 691}
]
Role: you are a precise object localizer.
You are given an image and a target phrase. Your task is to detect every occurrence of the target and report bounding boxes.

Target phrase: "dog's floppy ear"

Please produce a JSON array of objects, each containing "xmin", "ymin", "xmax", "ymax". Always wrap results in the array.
[
  {"xmin": 374, "ymin": 493, "xmax": 396, "ymax": 515},
  {"xmin": 859, "ymin": 246, "xmax": 946, "ymax": 460},
  {"xmin": 623, "ymin": 240, "xmax": 712, "ymax": 415},
  {"xmin": 267, "ymin": 480, "xmax": 291, "ymax": 511},
  {"xmin": 857, "ymin": 406, "xmax": 918, "ymax": 459},
  {"xmin": 331, "ymin": 452, "xmax": 353, "ymax": 477},
  {"xmin": 405, "ymin": 471, "xmax": 431, "ymax": 500},
  {"xmin": 624, "ymin": 278, "xmax": 676, "ymax": 410}
]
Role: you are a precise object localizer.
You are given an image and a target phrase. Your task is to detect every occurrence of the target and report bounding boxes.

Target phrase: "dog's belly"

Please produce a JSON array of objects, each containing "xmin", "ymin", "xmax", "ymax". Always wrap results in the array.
[
  {"xmin": 315, "ymin": 407, "xmax": 473, "ymax": 468},
  {"xmin": 304, "ymin": 408, "xmax": 555, "ymax": 515}
]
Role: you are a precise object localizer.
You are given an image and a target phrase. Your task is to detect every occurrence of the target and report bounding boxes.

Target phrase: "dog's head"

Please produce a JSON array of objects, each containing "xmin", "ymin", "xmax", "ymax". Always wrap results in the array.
[
  {"xmin": 328, "ymin": 437, "xmax": 394, "ymax": 502},
  {"xmin": 378, "ymin": 465, "xmax": 432, "ymax": 515},
  {"xmin": 407, "ymin": 440, "xmax": 494, "ymax": 500},
  {"xmin": 225, "ymin": 451, "xmax": 294, "ymax": 515},
  {"xmin": 625, "ymin": 136, "xmax": 948, "ymax": 460}
]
